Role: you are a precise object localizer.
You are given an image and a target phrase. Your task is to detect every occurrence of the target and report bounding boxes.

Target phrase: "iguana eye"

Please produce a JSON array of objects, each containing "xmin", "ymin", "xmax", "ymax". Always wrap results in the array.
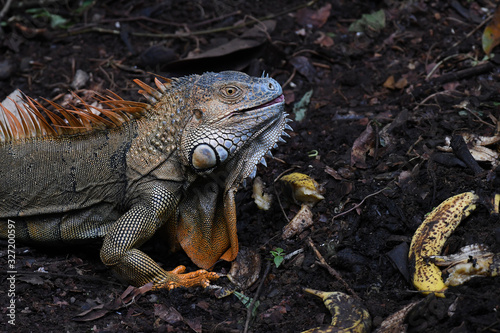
[{"xmin": 220, "ymin": 85, "xmax": 242, "ymax": 100}]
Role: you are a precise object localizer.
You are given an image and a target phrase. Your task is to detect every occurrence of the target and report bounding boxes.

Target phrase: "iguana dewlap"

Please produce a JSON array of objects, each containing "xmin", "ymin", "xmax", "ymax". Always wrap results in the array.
[{"xmin": 0, "ymin": 71, "xmax": 290, "ymax": 290}]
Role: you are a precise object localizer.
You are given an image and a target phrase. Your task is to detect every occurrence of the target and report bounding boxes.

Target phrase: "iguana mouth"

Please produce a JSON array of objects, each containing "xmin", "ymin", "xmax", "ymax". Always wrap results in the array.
[
  {"xmin": 259, "ymin": 94, "xmax": 285, "ymax": 108},
  {"xmin": 231, "ymin": 94, "xmax": 285, "ymax": 115}
]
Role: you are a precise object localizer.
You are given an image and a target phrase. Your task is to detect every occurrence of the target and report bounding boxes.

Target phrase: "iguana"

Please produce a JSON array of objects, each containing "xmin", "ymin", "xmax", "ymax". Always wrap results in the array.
[{"xmin": 0, "ymin": 71, "xmax": 290, "ymax": 290}]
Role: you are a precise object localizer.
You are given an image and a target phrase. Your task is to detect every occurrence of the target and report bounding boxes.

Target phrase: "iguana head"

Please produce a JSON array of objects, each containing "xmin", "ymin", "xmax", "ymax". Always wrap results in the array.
[
  {"xmin": 172, "ymin": 71, "xmax": 290, "ymax": 268},
  {"xmin": 179, "ymin": 71, "xmax": 289, "ymax": 189}
]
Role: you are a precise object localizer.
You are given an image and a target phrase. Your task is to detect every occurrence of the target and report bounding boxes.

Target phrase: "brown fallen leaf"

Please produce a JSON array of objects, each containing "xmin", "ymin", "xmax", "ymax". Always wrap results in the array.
[
  {"xmin": 283, "ymin": 90, "xmax": 295, "ymax": 105},
  {"xmin": 163, "ymin": 20, "xmax": 276, "ymax": 74},
  {"xmin": 324, "ymin": 165, "xmax": 342, "ymax": 180},
  {"xmin": 296, "ymin": 3, "xmax": 332, "ymax": 28},
  {"xmin": 228, "ymin": 247, "xmax": 261, "ymax": 289},
  {"xmin": 394, "ymin": 77, "xmax": 408, "ymax": 89},
  {"xmin": 314, "ymin": 32, "xmax": 334, "ymax": 48},
  {"xmin": 282, "ymin": 204, "xmax": 313, "ymax": 239},
  {"xmin": 351, "ymin": 123, "xmax": 375, "ymax": 168},
  {"xmin": 383, "ymin": 75, "xmax": 395, "ymax": 89},
  {"xmin": 289, "ymin": 56, "xmax": 317, "ymax": 82},
  {"xmin": 483, "ymin": 5, "xmax": 500, "ymax": 55},
  {"xmin": 374, "ymin": 300, "xmax": 424, "ymax": 333},
  {"xmin": 154, "ymin": 304, "xmax": 183, "ymax": 324},
  {"xmin": 73, "ymin": 283, "xmax": 152, "ymax": 321}
]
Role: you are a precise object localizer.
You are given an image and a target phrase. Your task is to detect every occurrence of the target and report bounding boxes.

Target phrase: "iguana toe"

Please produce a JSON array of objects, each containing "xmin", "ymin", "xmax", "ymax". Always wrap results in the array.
[{"xmin": 154, "ymin": 266, "xmax": 219, "ymax": 290}]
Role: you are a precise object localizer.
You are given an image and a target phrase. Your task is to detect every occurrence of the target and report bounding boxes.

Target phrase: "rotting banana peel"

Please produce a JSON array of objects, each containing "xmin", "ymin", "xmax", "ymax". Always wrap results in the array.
[
  {"xmin": 408, "ymin": 192, "xmax": 479, "ymax": 297},
  {"xmin": 302, "ymin": 288, "xmax": 371, "ymax": 333}
]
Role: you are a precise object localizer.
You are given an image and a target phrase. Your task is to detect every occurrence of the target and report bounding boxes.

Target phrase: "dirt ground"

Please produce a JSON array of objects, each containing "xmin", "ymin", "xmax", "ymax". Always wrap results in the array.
[{"xmin": 1, "ymin": 0, "xmax": 500, "ymax": 332}]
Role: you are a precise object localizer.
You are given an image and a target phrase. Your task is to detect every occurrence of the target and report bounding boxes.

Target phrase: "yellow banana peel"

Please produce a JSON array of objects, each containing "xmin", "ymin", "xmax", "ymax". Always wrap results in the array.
[
  {"xmin": 408, "ymin": 192, "xmax": 479, "ymax": 297},
  {"xmin": 302, "ymin": 288, "xmax": 371, "ymax": 333}
]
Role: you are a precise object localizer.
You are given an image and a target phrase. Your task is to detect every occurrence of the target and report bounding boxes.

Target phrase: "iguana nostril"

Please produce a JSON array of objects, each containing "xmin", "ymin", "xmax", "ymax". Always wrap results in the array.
[{"xmin": 191, "ymin": 144, "xmax": 217, "ymax": 170}]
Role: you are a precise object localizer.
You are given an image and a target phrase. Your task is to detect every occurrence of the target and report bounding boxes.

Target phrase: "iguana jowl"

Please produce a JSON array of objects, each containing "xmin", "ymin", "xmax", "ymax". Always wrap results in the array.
[{"xmin": 0, "ymin": 71, "xmax": 290, "ymax": 290}]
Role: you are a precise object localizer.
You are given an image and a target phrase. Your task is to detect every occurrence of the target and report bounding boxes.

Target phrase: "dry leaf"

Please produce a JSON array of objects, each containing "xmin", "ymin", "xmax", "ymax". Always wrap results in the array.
[
  {"xmin": 483, "ymin": 5, "xmax": 500, "ymax": 55},
  {"xmin": 351, "ymin": 123, "xmax": 375, "ymax": 168},
  {"xmin": 394, "ymin": 77, "xmax": 408, "ymax": 89},
  {"xmin": 73, "ymin": 284, "xmax": 152, "ymax": 321},
  {"xmin": 296, "ymin": 3, "xmax": 332, "ymax": 28},
  {"xmin": 324, "ymin": 165, "xmax": 342, "ymax": 180},
  {"xmin": 289, "ymin": 56, "xmax": 317, "ymax": 82},
  {"xmin": 228, "ymin": 247, "xmax": 261, "ymax": 289},
  {"xmin": 314, "ymin": 32, "xmax": 334, "ymax": 48},
  {"xmin": 282, "ymin": 205, "xmax": 313, "ymax": 239},
  {"xmin": 383, "ymin": 75, "xmax": 395, "ymax": 89},
  {"xmin": 154, "ymin": 304, "xmax": 183, "ymax": 324}
]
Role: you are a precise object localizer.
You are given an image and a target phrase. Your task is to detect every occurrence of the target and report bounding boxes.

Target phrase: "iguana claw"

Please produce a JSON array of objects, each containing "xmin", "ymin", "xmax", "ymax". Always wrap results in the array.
[{"xmin": 154, "ymin": 265, "xmax": 219, "ymax": 290}]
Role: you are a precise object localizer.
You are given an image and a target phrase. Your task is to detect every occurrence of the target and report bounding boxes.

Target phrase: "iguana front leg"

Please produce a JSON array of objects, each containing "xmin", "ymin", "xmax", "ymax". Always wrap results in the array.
[{"xmin": 100, "ymin": 186, "xmax": 218, "ymax": 290}]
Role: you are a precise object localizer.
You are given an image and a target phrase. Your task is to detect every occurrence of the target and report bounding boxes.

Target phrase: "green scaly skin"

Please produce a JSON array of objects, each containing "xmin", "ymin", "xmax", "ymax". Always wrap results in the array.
[{"xmin": 0, "ymin": 71, "xmax": 290, "ymax": 289}]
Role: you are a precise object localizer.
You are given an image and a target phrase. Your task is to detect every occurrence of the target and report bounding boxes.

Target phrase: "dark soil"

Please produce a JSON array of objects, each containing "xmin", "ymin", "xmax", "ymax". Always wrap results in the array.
[{"xmin": 1, "ymin": 0, "xmax": 500, "ymax": 332}]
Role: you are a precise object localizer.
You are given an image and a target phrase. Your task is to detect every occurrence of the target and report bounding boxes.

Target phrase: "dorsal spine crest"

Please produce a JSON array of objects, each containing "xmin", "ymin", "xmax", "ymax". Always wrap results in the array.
[{"xmin": 0, "ymin": 80, "xmax": 167, "ymax": 143}]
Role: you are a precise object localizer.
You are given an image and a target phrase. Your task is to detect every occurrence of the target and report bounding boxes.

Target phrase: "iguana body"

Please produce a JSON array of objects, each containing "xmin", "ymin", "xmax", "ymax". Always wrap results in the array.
[{"xmin": 0, "ymin": 71, "xmax": 289, "ymax": 289}]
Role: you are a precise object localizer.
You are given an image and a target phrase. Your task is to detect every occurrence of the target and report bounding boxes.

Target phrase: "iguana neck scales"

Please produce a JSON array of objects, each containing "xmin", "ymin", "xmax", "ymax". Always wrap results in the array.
[{"xmin": 0, "ymin": 71, "xmax": 291, "ymax": 290}]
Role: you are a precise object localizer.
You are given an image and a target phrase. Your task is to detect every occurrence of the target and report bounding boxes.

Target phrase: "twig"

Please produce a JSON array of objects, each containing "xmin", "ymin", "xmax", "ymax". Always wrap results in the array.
[
  {"xmin": 413, "ymin": 91, "xmax": 455, "ymax": 110},
  {"xmin": 451, "ymin": 13, "xmax": 492, "ymax": 49},
  {"xmin": 282, "ymin": 68, "xmax": 296, "ymax": 89},
  {"xmin": 331, "ymin": 187, "xmax": 387, "ymax": 221},
  {"xmin": 432, "ymin": 61, "xmax": 494, "ymax": 85},
  {"xmin": 425, "ymin": 54, "xmax": 461, "ymax": 81},
  {"xmin": 243, "ymin": 262, "xmax": 272, "ymax": 333},
  {"xmin": 0, "ymin": 0, "xmax": 13, "ymax": 21},
  {"xmin": 306, "ymin": 237, "xmax": 360, "ymax": 300},
  {"xmin": 274, "ymin": 184, "xmax": 290, "ymax": 223},
  {"xmin": 58, "ymin": 0, "xmax": 318, "ymax": 39}
]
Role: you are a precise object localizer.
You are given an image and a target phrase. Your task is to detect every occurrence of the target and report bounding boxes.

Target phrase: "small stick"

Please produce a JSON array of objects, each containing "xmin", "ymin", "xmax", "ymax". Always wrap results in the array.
[
  {"xmin": 306, "ymin": 237, "xmax": 360, "ymax": 300},
  {"xmin": 0, "ymin": 0, "xmax": 13, "ymax": 21},
  {"xmin": 243, "ymin": 262, "xmax": 272, "ymax": 333},
  {"xmin": 331, "ymin": 187, "xmax": 387, "ymax": 221}
]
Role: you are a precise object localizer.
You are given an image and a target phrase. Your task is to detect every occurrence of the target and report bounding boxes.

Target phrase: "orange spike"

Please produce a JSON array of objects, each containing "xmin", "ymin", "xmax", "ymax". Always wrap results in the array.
[
  {"xmin": 78, "ymin": 104, "xmax": 116, "ymax": 128},
  {"xmin": 2, "ymin": 85, "xmax": 149, "ymax": 142},
  {"xmin": 42, "ymin": 98, "xmax": 85, "ymax": 131},
  {"xmin": 133, "ymin": 79, "xmax": 162, "ymax": 100},
  {"xmin": 23, "ymin": 96, "xmax": 57, "ymax": 137},
  {"xmin": 154, "ymin": 77, "xmax": 167, "ymax": 92},
  {"xmin": 150, "ymin": 73, "xmax": 173, "ymax": 86},
  {"xmin": 98, "ymin": 108, "xmax": 127, "ymax": 127},
  {"xmin": 22, "ymin": 103, "xmax": 41, "ymax": 136},
  {"xmin": 31, "ymin": 98, "xmax": 66, "ymax": 128},
  {"xmin": 0, "ymin": 103, "xmax": 23, "ymax": 140},
  {"xmin": 102, "ymin": 90, "xmax": 125, "ymax": 101},
  {"xmin": 11, "ymin": 99, "xmax": 35, "ymax": 137},
  {"xmin": 0, "ymin": 120, "xmax": 11, "ymax": 140},
  {"xmin": 66, "ymin": 107, "xmax": 92, "ymax": 131}
]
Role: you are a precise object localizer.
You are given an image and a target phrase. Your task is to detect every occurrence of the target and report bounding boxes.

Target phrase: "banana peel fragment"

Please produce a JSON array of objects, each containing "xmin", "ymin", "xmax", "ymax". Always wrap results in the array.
[
  {"xmin": 280, "ymin": 172, "xmax": 325, "ymax": 206},
  {"xmin": 408, "ymin": 192, "xmax": 479, "ymax": 297},
  {"xmin": 430, "ymin": 244, "xmax": 500, "ymax": 287},
  {"xmin": 280, "ymin": 173, "xmax": 325, "ymax": 239},
  {"xmin": 302, "ymin": 288, "xmax": 371, "ymax": 333}
]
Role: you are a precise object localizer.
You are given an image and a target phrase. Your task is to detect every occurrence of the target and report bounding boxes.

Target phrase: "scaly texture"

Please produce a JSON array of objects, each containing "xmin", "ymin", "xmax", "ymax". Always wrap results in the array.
[{"xmin": 0, "ymin": 71, "xmax": 291, "ymax": 289}]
